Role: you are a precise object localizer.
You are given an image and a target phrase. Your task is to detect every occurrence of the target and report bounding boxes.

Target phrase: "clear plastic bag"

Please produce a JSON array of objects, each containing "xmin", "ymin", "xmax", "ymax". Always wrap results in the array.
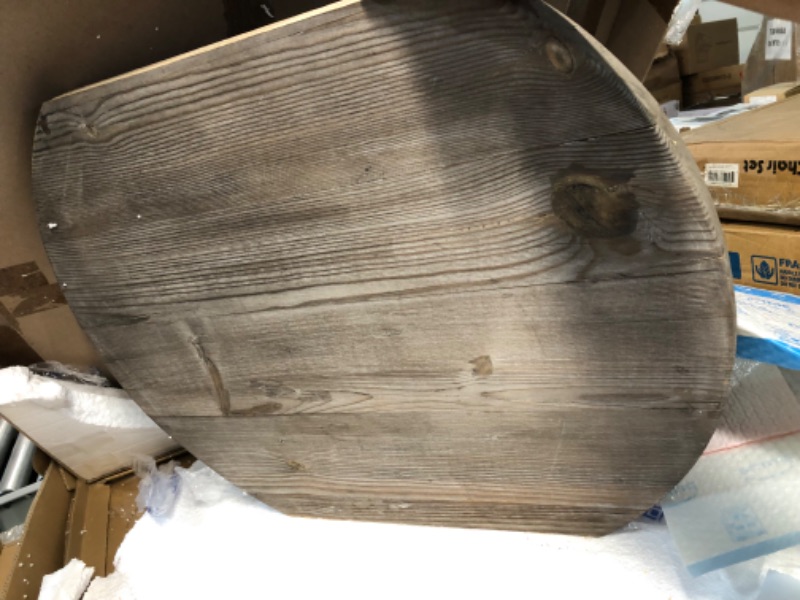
[
  {"xmin": 134, "ymin": 457, "xmax": 179, "ymax": 518},
  {"xmin": 662, "ymin": 360, "xmax": 800, "ymax": 575}
]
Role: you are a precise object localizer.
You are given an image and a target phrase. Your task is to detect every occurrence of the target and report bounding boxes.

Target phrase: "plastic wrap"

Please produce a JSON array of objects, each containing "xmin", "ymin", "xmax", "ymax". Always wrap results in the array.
[
  {"xmin": 134, "ymin": 458, "xmax": 179, "ymax": 519},
  {"xmin": 662, "ymin": 360, "xmax": 800, "ymax": 575},
  {"xmin": 0, "ymin": 523, "xmax": 24, "ymax": 544},
  {"xmin": 28, "ymin": 361, "xmax": 109, "ymax": 388},
  {"xmin": 757, "ymin": 570, "xmax": 800, "ymax": 599},
  {"xmin": 735, "ymin": 286, "xmax": 800, "ymax": 370},
  {"xmin": 665, "ymin": 0, "xmax": 701, "ymax": 46}
]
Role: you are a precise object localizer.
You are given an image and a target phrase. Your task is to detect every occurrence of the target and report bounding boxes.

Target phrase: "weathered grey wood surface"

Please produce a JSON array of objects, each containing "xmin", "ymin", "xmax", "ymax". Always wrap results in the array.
[{"xmin": 32, "ymin": 0, "xmax": 735, "ymax": 534}]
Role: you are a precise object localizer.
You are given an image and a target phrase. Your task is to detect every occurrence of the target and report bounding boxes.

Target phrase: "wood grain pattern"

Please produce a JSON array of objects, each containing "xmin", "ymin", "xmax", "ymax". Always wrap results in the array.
[{"xmin": 32, "ymin": 0, "xmax": 735, "ymax": 533}]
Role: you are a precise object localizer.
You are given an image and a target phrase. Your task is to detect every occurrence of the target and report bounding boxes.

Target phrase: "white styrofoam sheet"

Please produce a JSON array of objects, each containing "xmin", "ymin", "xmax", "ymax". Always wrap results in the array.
[{"xmin": 80, "ymin": 462, "xmax": 797, "ymax": 600}]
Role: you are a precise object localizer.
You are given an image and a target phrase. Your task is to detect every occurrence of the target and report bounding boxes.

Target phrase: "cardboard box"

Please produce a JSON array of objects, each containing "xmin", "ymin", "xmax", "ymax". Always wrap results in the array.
[
  {"xmin": 743, "ymin": 17, "xmax": 800, "ymax": 95},
  {"xmin": 723, "ymin": 222, "xmax": 800, "ymax": 295},
  {"xmin": 683, "ymin": 64, "xmax": 743, "ymax": 107},
  {"xmin": 0, "ymin": 455, "xmax": 185, "ymax": 597},
  {"xmin": 645, "ymin": 52, "xmax": 683, "ymax": 106},
  {"xmin": 652, "ymin": 81, "xmax": 683, "ymax": 105},
  {"xmin": 645, "ymin": 53, "xmax": 681, "ymax": 90},
  {"xmin": 745, "ymin": 81, "xmax": 800, "ymax": 104},
  {"xmin": 675, "ymin": 19, "xmax": 740, "ymax": 76},
  {"xmin": 0, "ymin": 1, "xmax": 226, "ymax": 371},
  {"xmin": 0, "ymin": 463, "xmax": 73, "ymax": 599},
  {"xmin": 683, "ymin": 96, "xmax": 800, "ymax": 225},
  {"xmin": 601, "ymin": 0, "xmax": 674, "ymax": 80}
]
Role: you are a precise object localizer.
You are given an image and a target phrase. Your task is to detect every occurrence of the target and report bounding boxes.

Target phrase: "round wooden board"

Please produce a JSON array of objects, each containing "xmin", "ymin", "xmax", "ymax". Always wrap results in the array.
[{"xmin": 32, "ymin": 0, "xmax": 735, "ymax": 534}]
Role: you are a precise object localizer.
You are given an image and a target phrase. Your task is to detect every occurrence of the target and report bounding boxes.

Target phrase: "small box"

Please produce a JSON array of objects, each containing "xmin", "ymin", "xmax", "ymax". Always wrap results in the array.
[
  {"xmin": 723, "ymin": 222, "xmax": 800, "ymax": 296},
  {"xmin": 675, "ymin": 19, "xmax": 740, "ymax": 76},
  {"xmin": 683, "ymin": 64, "xmax": 743, "ymax": 107}
]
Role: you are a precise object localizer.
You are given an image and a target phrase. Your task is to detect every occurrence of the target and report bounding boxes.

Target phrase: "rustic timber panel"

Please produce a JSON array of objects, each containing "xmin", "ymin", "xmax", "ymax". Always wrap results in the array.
[{"xmin": 32, "ymin": 0, "xmax": 735, "ymax": 534}]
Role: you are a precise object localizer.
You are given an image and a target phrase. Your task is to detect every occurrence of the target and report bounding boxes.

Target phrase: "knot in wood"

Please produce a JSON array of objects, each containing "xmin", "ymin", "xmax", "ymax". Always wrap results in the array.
[
  {"xmin": 545, "ymin": 37, "xmax": 574, "ymax": 74},
  {"xmin": 551, "ymin": 174, "xmax": 638, "ymax": 238}
]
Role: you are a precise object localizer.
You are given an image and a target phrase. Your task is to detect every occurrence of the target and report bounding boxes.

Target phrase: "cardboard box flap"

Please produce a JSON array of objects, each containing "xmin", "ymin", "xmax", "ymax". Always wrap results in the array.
[
  {"xmin": 65, "ymin": 480, "xmax": 111, "ymax": 577},
  {"xmin": 0, "ymin": 464, "xmax": 70, "ymax": 600},
  {"xmin": 645, "ymin": 53, "xmax": 680, "ymax": 90},
  {"xmin": 684, "ymin": 95, "xmax": 800, "ymax": 144},
  {"xmin": 675, "ymin": 19, "xmax": 739, "ymax": 76}
]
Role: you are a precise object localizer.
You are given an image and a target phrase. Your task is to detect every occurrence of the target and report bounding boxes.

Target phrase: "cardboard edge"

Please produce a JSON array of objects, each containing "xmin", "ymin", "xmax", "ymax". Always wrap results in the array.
[{"xmin": 0, "ymin": 463, "xmax": 71, "ymax": 599}]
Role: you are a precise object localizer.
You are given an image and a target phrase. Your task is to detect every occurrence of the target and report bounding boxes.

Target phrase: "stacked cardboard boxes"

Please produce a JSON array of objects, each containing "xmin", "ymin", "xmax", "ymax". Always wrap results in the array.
[
  {"xmin": 683, "ymin": 96, "xmax": 800, "ymax": 295},
  {"xmin": 674, "ymin": 18, "xmax": 742, "ymax": 108}
]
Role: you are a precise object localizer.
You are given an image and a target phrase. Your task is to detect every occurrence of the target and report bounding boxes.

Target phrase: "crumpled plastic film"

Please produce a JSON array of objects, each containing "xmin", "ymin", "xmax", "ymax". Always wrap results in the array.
[
  {"xmin": 662, "ymin": 360, "xmax": 800, "ymax": 576},
  {"xmin": 134, "ymin": 457, "xmax": 179, "ymax": 519},
  {"xmin": 735, "ymin": 286, "xmax": 800, "ymax": 370},
  {"xmin": 757, "ymin": 570, "xmax": 800, "ymax": 600},
  {"xmin": 665, "ymin": 0, "xmax": 701, "ymax": 45}
]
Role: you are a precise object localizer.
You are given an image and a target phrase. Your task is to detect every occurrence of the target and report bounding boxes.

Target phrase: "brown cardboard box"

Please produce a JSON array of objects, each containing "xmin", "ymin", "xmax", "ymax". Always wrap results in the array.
[
  {"xmin": 675, "ymin": 19, "xmax": 740, "ymax": 76},
  {"xmin": 645, "ymin": 53, "xmax": 681, "ymax": 90},
  {"xmin": 743, "ymin": 17, "xmax": 800, "ymax": 95},
  {"xmin": 0, "ymin": 1, "xmax": 226, "ymax": 371},
  {"xmin": 600, "ymin": 0, "xmax": 676, "ymax": 80},
  {"xmin": 652, "ymin": 81, "xmax": 683, "ymax": 105},
  {"xmin": 683, "ymin": 64, "xmax": 743, "ymax": 107},
  {"xmin": 723, "ymin": 222, "xmax": 800, "ymax": 295},
  {"xmin": 745, "ymin": 81, "xmax": 800, "ymax": 104},
  {"xmin": 645, "ymin": 52, "xmax": 683, "ymax": 105},
  {"xmin": 0, "ymin": 456, "xmax": 184, "ymax": 597},
  {"xmin": 683, "ymin": 96, "xmax": 800, "ymax": 225},
  {"xmin": 0, "ymin": 464, "xmax": 72, "ymax": 599}
]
